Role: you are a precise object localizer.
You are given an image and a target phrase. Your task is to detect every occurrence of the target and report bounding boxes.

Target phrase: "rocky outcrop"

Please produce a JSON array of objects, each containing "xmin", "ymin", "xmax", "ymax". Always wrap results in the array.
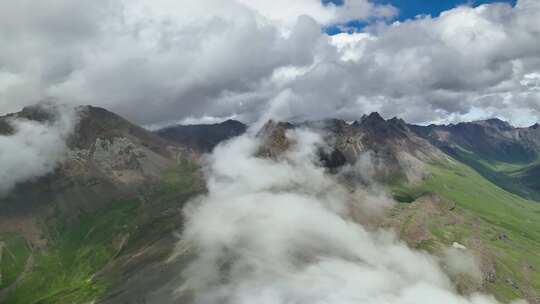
[
  {"xmin": 256, "ymin": 113, "xmax": 442, "ymax": 183},
  {"xmin": 0, "ymin": 105, "xmax": 192, "ymax": 245}
]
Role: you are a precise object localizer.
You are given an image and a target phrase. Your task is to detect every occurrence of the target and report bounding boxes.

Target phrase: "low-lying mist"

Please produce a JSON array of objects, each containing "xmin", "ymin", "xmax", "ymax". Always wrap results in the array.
[
  {"xmin": 0, "ymin": 104, "xmax": 77, "ymax": 197},
  {"xmin": 173, "ymin": 129, "xmax": 521, "ymax": 304}
]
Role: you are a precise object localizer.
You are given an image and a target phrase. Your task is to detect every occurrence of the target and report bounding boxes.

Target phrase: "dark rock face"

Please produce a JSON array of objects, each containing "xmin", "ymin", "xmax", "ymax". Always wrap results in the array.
[
  {"xmin": 318, "ymin": 148, "xmax": 348, "ymax": 169},
  {"xmin": 410, "ymin": 119, "xmax": 540, "ymax": 164},
  {"xmin": 257, "ymin": 114, "xmax": 441, "ymax": 183},
  {"xmin": 156, "ymin": 119, "xmax": 247, "ymax": 153}
]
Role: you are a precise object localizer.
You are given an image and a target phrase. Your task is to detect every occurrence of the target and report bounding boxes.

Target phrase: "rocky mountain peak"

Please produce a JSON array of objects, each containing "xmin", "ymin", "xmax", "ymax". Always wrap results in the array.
[
  {"xmin": 473, "ymin": 118, "xmax": 513, "ymax": 131},
  {"xmin": 356, "ymin": 112, "xmax": 385, "ymax": 126},
  {"xmin": 351, "ymin": 113, "xmax": 413, "ymax": 142},
  {"xmin": 253, "ymin": 114, "xmax": 441, "ymax": 184},
  {"xmin": 71, "ymin": 105, "xmax": 175, "ymax": 157},
  {"xmin": 256, "ymin": 120, "xmax": 295, "ymax": 158},
  {"xmin": 387, "ymin": 117, "xmax": 410, "ymax": 132}
]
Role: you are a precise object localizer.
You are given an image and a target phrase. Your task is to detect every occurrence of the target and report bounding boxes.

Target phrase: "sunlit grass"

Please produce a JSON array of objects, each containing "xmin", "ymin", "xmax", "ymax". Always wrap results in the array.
[{"xmin": 391, "ymin": 159, "xmax": 540, "ymax": 302}]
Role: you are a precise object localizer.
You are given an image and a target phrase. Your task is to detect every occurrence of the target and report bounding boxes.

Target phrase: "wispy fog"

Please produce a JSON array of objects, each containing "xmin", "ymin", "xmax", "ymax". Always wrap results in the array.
[
  {"xmin": 0, "ymin": 104, "xmax": 77, "ymax": 196},
  {"xmin": 173, "ymin": 129, "xmax": 516, "ymax": 304}
]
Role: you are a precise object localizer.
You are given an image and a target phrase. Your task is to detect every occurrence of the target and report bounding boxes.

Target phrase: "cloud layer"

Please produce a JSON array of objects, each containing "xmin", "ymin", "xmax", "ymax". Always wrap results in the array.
[
  {"xmin": 0, "ymin": 104, "xmax": 77, "ymax": 196},
  {"xmin": 174, "ymin": 129, "xmax": 506, "ymax": 304},
  {"xmin": 0, "ymin": 0, "xmax": 539, "ymax": 126}
]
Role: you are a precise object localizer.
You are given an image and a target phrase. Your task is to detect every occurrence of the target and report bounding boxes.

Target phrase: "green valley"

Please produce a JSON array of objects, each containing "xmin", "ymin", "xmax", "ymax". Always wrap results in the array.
[{"xmin": 391, "ymin": 159, "xmax": 540, "ymax": 302}]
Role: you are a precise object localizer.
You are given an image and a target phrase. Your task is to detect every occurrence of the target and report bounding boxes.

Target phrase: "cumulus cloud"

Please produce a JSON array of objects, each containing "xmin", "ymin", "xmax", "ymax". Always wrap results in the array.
[
  {"xmin": 236, "ymin": 0, "xmax": 396, "ymax": 26},
  {"xmin": 0, "ymin": 104, "xmax": 77, "ymax": 196},
  {"xmin": 0, "ymin": 0, "xmax": 325, "ymax": 124},
  {"xmin": 172, "ymin": 129, "xmax": 506, "ymax": 304},
  {"xmin": 0, "ymin": 0, "xmax": 539, "ymax": 126}
]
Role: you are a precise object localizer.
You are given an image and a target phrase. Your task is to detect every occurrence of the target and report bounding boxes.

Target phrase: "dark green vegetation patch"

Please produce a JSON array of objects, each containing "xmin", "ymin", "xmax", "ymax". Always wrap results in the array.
[{"xmin": 0, "ymin": 234, "xmax": 31, "ymax": 290}]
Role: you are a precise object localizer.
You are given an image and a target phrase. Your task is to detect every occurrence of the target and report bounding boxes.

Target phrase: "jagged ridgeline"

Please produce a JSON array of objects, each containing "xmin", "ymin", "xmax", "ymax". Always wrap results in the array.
[{"xmin": 0, "ymin": 106, "xmax": 539, "ymax": 303}]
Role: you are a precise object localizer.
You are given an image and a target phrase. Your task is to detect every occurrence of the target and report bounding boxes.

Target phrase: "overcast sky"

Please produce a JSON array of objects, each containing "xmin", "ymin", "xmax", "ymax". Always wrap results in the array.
[{"xmin": 0, "ymin": 0, "xmax": 539, "ymax": 126}]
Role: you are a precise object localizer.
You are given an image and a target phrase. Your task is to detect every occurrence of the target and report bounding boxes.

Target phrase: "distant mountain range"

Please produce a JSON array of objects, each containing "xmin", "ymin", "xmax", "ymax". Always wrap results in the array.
[
  {"xmin": 411, "ymin": 119, "xmax": 540, "ymax": 200},
  {"xmin": 158, "ymin": 112, "xmax": 540, "ymax": 201},
  {"xmin": 1, "ymin": 105, "xmax": 539, "ymax": 303},
  {"xmin": 156, "ymin": 119, "xmax": 246, "ymax": 153}
]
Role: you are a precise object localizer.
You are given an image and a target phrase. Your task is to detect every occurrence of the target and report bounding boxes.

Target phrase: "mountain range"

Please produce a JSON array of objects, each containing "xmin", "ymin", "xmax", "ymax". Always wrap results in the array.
[{"xmin": 1, "ymin": 105, "xmax": 540, "ymax": 303}]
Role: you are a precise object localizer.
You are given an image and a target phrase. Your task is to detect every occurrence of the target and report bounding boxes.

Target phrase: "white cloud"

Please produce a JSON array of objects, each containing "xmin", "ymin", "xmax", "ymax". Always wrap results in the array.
[
  {"xmin": 0, "ymin": 0, "xmax": 539, "ymax": 126},
  {"xmin": 270, "ymin": 0, "xmax": 540, "ymax": 125},
  {"xmin": 0, "ymin": 104, "xmax": 77, "ymax": 196},
  {"xmin": 330, "ymin": 32, "xmax": 373, "ymax": 61},
  {"xmin": 173, "ymin": 129, "xmax": 503, "ymax": 304},
  {"xmin": 236, "ymin": 0, "xmax": 396, "ymax": 26},
  {"xmin": 521, "ymin": 73, "xmax": 540, "ymax": 91}
]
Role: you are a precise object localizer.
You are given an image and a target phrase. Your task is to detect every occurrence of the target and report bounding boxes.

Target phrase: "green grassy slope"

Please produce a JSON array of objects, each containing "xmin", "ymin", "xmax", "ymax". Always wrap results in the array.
[
  {"xmin": 0, "ymin": 234, "xmax": 31, "ymax": 290},
  {"xmin": 392, "ymin": 159, "xmax": 540, "ymax": 302},
  {"xmin": 1, "ymin": 160, "xmax": 204, "ymax": 304},
  {"xmin": 443, "ymin": 146, "xmax": 540, "ymax": 201}
]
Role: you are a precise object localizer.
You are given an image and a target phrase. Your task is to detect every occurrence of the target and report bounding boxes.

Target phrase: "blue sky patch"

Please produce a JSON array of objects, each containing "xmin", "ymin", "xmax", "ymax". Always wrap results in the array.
[{"xmin": 323, "ymin": 0, "xmax": 516, "ymax": 34}]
